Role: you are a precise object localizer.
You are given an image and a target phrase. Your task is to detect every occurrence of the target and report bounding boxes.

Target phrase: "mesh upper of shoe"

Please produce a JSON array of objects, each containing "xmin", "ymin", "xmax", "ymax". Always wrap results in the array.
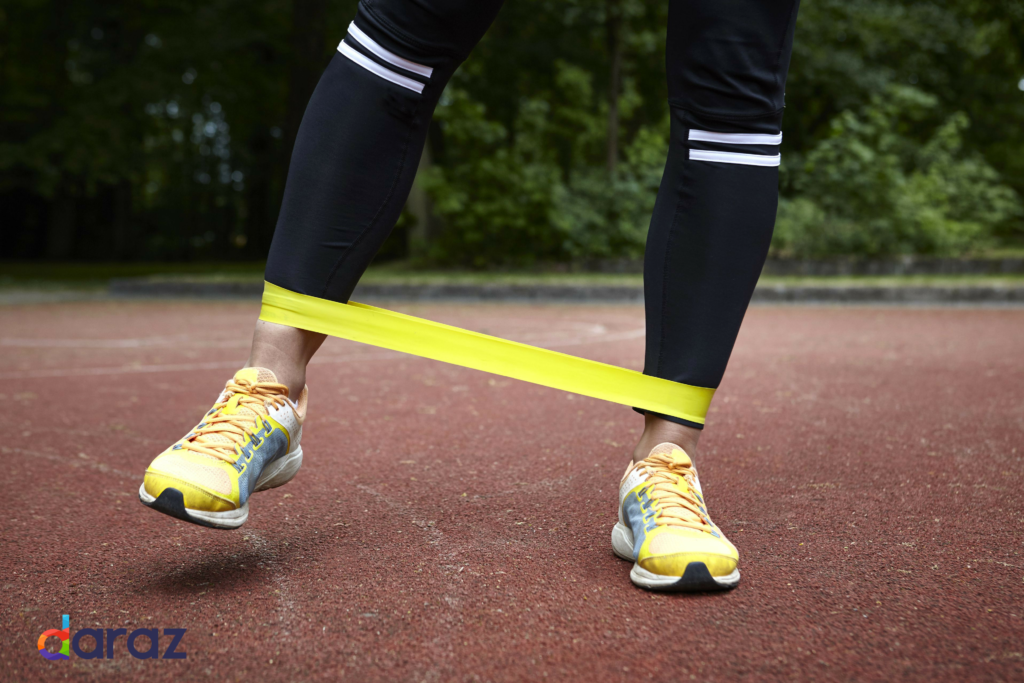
[
  {"xmin": 646, "ymin": 442, "xmax": 684, "ymax": 459},
  {"xmin": 619, "ymin": 443, "xmax": 738, "ymax": 574},
  {"xmin": 190, "ymin": 368, "xmax": 285, "ymax": 450},
  {"xmin": 645, "ymin": 525, "xmax": 734, "ymax": 555},
  {"xmin": 622, "ymin": 442, "xmax": 712, "ymax": 533},
  {"xmin": 150, "ymin": 453, "xmax": 233, "ymax": 495},
  {"xmin": 252, "ymin": 367, "xmax": 278, "ymax": 384},
  {"xmin": 150, "ymin": 367, "xmax": 293, "ymax": 495}
]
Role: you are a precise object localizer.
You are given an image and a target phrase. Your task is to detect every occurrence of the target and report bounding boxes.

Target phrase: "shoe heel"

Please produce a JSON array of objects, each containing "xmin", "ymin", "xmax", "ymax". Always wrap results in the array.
[
  {"xmin": 254, "ymin": 447, "xmax": 303, "ymax": 492},
  {"xmin": 611, "ymin": 522, "xmax": 635, "ymax": 561}
]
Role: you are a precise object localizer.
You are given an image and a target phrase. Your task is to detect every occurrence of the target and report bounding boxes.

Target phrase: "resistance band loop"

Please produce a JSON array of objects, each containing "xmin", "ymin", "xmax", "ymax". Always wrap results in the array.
[{"xmin": 259, "ymin": 281, "xmax": 715, "ymax": 425}]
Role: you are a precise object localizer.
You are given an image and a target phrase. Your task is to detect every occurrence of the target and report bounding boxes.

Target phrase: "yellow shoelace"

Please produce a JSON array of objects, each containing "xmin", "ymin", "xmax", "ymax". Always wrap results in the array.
[
  {"xmin": 641, "ymin": 452, "xmax": 712, "ymax": 533},
  {"xmin": 181, "ymin": 379, "xmax": 289, "ymax": 464}
]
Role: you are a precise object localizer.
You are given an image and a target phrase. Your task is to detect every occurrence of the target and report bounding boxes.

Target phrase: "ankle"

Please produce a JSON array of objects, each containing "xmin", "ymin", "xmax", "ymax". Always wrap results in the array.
[
  {"xmin": 632, "ymin": 413, "xmax": 702, "ymax": 463},
  {"xmin": 270, "ymin": 367, "xmax": 307, "ymax": 400},
  {"xmin": 246, "ymin": 320, "xmax": 325, "ymax": 398},
  {"xmin": 245, "ymin": 353, "xmax": 307, "ymax": 398}
]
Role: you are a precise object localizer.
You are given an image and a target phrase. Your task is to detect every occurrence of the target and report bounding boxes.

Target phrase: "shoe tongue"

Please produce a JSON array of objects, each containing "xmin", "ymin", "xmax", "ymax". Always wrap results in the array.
[
  {"xmin": 212, "ymin": 367, "xmax": 283, "ymax": 427},
  {"xmin": 647, "ymin": 442, "xmax": 692, "ymax": 467},
  {"xmin": 644, "ymin": 442, "xmax": 703, "ymax": 497},
  {"xmin": 223, "ymin": 395, "xmax": 266, "ymax": 419},
  {"xmin": 185, "ymin": 369, "xmax": 284, "ymax": 460},
  {"xmin": 233, "ymin": 367, "xmax": 278, "ymax": 384}
]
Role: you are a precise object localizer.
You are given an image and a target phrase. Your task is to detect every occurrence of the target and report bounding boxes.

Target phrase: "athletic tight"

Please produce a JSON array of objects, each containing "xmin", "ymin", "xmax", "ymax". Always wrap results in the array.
[{"xmin": 265, "ymin": 0, "xmax": 801, "ymax": 428}]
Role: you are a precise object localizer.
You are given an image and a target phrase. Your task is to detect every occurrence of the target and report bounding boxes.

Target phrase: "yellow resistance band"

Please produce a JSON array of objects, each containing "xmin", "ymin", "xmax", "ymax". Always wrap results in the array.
[{"xmin": 259, "ymin": 281, "xmax": 715, "ymax": 425}]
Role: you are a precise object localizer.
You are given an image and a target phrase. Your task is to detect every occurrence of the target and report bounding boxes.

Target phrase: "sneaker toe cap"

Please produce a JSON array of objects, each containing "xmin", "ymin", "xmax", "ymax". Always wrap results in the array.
[
  {"xmin": 144, "ymin": 459, "xmax": 237, "ymax": 513},
  {"xmin": 639, "ymin": 551, "xmax": 738, "ymax": 578},
  {"xmin": 638, "ymin": 527, "xmax": 738, "ymax": 578}
]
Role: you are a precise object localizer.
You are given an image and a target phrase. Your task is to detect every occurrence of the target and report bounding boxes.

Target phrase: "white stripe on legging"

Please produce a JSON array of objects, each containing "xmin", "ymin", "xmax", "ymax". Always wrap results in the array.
[
  {"xmin": 688, "ymin": 129, "xmax": 783, "ymax": 145},
  {"xmin": 337, "ymin": 41, "xmax": 424, "ymax": 94},
  {"xmin": 347, "ymin": 22, "xmax": 434, "ymax": 78},
  {"xmin": 689, "ymin": 149, "xmax": 781, "ymax": 167}
]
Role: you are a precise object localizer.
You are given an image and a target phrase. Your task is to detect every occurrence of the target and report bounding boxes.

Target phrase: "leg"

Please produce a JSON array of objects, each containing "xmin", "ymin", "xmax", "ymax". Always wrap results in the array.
[
  {"xmin": 615, "ymin": 0, "xmax": 800, "ymax": 591},
  {"xmin": 632, "ymin": 411, "xmax": 701, "ymax": 462},
  {"xmin": 250, "ymin": 0, "xmax": 505, "ymax": 395},
  {"xmin": 634, "ymin": 0, "xmax": 801, "ymax": 462},
  {"xmin": 247, "ymin": 321, "xmax": 325, "ymax": 398},
  {"xmin": 142, "ymin": 0, "xmax": 505, "ymax": 529}
]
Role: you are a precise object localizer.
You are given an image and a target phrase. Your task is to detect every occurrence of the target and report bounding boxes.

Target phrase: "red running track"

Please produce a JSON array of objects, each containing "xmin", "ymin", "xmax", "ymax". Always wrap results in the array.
[{"xmin": 1, "ymin": 300, "xmax": 1023, "ymax": 682}]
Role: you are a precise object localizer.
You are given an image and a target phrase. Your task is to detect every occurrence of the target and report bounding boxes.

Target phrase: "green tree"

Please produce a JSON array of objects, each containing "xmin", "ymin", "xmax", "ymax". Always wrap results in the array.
[
  {"xmin": 2, "ymin": 0, "xmax": 1022, "ymax": 264},
  {"xmin": 774, "ymin": 87, "xmax": 1022, "ymax": 256}
]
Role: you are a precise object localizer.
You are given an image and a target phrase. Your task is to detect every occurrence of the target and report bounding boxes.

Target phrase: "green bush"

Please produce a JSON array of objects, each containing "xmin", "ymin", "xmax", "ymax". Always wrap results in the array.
[
  {"xmin": 554, "ymin": 123, "xmax": 667, "ymax": 260},
  {"xmin": 422, "ymin": 61, "xmax": 668, "ymax": 267},
  {"xmin": 773, "ymin": 86, "xmax": 1022, "ymax": 257},
  {"xmin": 419, "ymin": 90, "xmax": 565, "ymax": 267},
  {"xmin": 6, "ymin": 0, "xmax": 1024, "ymax": 263},
  {"xmin": 427, "ymin": 80, "xmax": 1024, "ymax": 265}
]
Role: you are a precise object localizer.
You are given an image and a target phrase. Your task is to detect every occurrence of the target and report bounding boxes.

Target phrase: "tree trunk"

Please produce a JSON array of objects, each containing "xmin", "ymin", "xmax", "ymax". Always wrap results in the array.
[{"xmin": 606, "ymin": 0, "xmax": 623, "ymax": 176}]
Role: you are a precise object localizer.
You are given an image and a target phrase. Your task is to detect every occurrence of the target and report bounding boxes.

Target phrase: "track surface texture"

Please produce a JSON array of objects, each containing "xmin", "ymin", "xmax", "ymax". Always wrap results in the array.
[{"xmin": 2, "ymin": 301, "xmax": 1023, "ymax": 682}]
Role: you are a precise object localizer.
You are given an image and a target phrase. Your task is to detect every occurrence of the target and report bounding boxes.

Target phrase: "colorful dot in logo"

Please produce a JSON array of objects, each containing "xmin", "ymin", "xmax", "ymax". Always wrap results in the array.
[{"xmin": 37, "ymin": 614, "xmax": 70, "ymax": 660}]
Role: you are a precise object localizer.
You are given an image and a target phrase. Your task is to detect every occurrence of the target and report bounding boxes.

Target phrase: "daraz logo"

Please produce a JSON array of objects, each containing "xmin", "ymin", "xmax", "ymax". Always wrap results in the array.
[
  {"xmin": 37, "ymin": 614, "xmax": 187, "ymax": 660},
  {"xmin": 37, "ymin": 616, "xmax": 70, "ymax": 661}
]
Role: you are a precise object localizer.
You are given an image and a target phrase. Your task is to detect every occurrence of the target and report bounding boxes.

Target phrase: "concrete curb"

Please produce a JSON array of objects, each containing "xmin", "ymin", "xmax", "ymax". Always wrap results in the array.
[
  {"xmin": 555, "ymin": 256, "xmax": 1024, "ymax": 276},
  {"xmin": 106, "ymin": 278, "xmax": 1024, "ymax": 304},
  {"xmin": 750, "ymin": 285, "xmax": 1024, "ymax": 304},
  {"xmin": 761, "ymin": 257, "xmax": 1024, "ymax": 277},
  {"xmin": 109, "ymin": 279, "xmax": 266, "ymax": 299},
  {"xmin": 108, "ymin": 280, "xmax": 646, "ymax": 302},
  {"xmin": 0, "ymin": 289, "xmax": 109, "ymax": 306}
]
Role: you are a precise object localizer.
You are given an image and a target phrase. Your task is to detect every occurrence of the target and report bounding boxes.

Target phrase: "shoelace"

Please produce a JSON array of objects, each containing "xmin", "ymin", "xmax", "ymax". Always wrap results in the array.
[
  {"xmin": 180, "ymin": 379, "xmax": 290, "ymax": 464},
  {"xmin": 640, "ymin": 452, "xmax": 712, "ymax": 533}
]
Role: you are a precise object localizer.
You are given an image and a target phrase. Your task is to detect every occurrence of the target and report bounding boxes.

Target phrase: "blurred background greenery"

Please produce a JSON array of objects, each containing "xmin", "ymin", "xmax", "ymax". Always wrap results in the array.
[{"xmin": 2, "ymin": 0, "xmax": 1023, "ymax": 268}]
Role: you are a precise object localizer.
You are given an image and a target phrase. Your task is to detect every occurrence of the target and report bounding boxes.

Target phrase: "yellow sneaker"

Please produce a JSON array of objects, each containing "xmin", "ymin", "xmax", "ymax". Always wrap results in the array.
[
  {"xmin": 612, "ymin": 443, "xmax": 740, "ymax": 591},
  {"xmin": 138, "ymin": 367, "xmax": 307, "ymax": 529}
]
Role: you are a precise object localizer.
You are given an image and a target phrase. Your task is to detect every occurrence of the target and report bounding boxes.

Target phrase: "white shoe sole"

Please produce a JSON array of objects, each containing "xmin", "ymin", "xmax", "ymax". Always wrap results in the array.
[
  {"xmin": 611, "ymin": 521, "xmax": 740, "ymax": 591},
  {"xmin": 139, "ymin": 446, "xmax": 303, "ymax": 530},
  {"xmin": 254, "ymin": 446, "xmax": 304, "ymax": 492}
]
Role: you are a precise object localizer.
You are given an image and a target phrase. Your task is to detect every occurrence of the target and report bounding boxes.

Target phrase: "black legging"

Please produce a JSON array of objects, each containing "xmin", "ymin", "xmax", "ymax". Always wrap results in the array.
[{"xmin": 265, "ymin": 0, "xmax": 800, "ymax": 428}]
